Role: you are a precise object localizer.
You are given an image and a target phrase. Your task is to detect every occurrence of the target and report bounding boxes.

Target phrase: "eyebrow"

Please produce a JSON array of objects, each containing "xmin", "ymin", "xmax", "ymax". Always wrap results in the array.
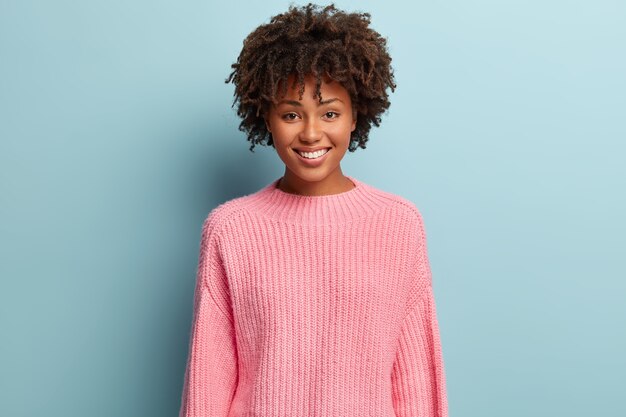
[{"xmin": 276, "ymin": 98, "xmax": 344, "ymax": 106}]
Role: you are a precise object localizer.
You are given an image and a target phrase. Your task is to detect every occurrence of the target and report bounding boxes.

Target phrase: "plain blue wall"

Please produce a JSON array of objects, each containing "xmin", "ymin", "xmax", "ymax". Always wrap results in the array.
[{"xmin": 1, "ymin": 1, "xmax": 625, "ymax": 416}]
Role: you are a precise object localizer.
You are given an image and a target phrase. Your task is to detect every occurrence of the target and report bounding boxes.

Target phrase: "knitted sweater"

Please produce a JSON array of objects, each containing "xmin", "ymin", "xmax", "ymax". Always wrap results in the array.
[{"xmin": 178, "ymin": 175, "xmax": 449, "ymax": 417}]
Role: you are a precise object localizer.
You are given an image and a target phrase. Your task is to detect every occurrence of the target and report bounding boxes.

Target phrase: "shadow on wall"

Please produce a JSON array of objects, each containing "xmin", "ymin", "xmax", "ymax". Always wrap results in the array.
[{"xmin": 189, "ymin": 131, "xmax": 280, "ymax": 211}]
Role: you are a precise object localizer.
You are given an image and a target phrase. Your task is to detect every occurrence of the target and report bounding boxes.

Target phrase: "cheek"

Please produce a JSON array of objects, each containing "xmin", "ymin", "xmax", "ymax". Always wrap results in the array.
[
  {"xmin": 329, "ymin": 122, "xmax": 354, "ymax": 139},
  {"xmin": 269, "ymin": 124, "xmax": 289, "ymax": 142}
]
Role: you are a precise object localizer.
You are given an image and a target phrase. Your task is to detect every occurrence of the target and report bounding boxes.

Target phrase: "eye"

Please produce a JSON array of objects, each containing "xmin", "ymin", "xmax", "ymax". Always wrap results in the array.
[
  {"xmin": 324, "ymin": 111, "xmax": 339, "ymax": 119},
  {"xmin": 281, "ymin": 112, "xmax": 299, "ymax": 121}
]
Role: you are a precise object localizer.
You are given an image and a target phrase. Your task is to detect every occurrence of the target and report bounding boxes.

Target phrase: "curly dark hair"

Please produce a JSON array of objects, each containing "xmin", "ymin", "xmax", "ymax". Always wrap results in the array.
[{"xmin": 225, "ymin": 3, "xmax": 396, "ymax": 152}]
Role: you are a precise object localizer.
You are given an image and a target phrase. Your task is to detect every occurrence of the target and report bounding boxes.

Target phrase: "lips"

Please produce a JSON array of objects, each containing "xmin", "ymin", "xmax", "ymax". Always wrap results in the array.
[
  {"xmin": 295, "ymin": 148, "xmax": 330, "ymax": 159},
  {"xmin": 293, "ymin": 147, "xmax": 332, "ymax": 153},
  {"xmin": 294, "ymin": 147, "xmax": 331, "ymax": 166}
]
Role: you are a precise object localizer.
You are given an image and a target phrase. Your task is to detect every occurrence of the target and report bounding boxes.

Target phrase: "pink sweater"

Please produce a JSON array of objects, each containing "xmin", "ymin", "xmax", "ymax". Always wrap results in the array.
[{"xmin": 178, "ymin": 175, "xmax": 449, "ymax": 417}]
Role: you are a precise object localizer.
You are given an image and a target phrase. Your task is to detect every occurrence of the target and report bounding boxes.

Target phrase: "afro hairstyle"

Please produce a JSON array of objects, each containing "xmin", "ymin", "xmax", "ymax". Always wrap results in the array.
[{"xmin": 225, "ymin": 2, "xmax": 396, "ymax": 152}]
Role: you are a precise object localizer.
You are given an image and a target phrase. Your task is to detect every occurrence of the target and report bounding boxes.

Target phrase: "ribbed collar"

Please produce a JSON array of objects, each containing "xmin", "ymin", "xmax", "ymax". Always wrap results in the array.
[{"xmin": 247, "ymin": 175, "xmax": 392, "ymax": 225}]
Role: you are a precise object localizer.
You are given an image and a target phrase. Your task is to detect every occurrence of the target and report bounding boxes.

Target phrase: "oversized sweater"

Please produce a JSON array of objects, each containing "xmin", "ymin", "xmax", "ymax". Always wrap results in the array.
[{"xmin": 178, "ymin": 175, "xmax": 449, "ymax": 417}]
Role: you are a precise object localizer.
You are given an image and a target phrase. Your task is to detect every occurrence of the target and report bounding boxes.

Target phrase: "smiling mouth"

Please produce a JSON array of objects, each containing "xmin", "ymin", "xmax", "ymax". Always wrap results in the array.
[{"xmin": 295, "ymin": 148, "xmax": 331, "ymax": 159}]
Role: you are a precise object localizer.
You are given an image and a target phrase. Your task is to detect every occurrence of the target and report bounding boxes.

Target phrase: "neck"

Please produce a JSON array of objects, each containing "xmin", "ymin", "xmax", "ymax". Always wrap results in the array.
[
  {"xmin": 278, "ymin": 170, "xmax": 355, "ymax": 197},
  {"xmin": 247, "ymin": 175, "xmax": 391, "ymax": 225}
]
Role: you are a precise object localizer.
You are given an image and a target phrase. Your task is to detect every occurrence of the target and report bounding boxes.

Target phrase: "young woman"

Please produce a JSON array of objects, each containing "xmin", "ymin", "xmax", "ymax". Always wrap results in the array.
[{"xmin": 179, "ymin": 4, "xmax": 449, "ymax": 416}]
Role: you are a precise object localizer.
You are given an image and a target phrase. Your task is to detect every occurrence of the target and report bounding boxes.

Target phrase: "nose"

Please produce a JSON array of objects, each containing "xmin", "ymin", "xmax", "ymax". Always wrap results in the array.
[{"xmin": 298, "ymin": 117, "xmax": 323, "ymax": 143}]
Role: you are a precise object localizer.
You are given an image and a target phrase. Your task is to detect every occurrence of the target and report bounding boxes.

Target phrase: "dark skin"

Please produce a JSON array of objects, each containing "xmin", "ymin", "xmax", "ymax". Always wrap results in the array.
[
  {"xmin": 226, "ymin": 3, "xmax": 396, "ymax": 154},
  {"xmin": 265, "ymin": 74, "xmax": 357, "ymax": 196}
]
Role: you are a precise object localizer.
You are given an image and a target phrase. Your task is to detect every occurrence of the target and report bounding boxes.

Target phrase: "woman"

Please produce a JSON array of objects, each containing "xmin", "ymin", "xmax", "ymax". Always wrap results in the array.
[{"xmin": 179, "ymin": 4, "xmax": 449, "ymax": 416}]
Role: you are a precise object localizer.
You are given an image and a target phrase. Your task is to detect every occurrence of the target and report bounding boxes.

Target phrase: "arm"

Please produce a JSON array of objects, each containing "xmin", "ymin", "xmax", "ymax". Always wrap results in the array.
[
  {"xmin": 391, "ymin": 284, "xmax": 448, "ymax": 417},
  {"xmin": 391, "ymin": 210, "xmax": 449, "ymax": 417},
  {"xmin": 179, "ymin": 214, "xmax": 238, "ymax": 417}
]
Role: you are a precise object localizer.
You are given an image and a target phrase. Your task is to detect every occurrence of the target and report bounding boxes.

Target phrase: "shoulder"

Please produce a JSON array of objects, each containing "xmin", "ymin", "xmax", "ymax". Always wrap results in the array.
[
  {"xmin": 359, "ymin": 181, "xmax": 430, "ymax": 253},
  {"xmin": 362, "ymin": 180, "xmax": 427, "ymax": 226},
  {"xmin": 200, "ymin": 185, "xmax": 269, "ymax": 240}
]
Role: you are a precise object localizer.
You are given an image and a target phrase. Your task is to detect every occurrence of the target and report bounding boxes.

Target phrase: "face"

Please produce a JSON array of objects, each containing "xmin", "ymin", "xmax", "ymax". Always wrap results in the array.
[{"xmin": 265, "ymin": 74, "xmax": 357, "ymax": 193}]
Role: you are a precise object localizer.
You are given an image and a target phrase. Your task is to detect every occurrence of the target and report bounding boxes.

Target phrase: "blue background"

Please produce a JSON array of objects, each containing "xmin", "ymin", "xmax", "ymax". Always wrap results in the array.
[{"xmin": 1, "ymin": 1, "xmax": 625, "ymax": 416}]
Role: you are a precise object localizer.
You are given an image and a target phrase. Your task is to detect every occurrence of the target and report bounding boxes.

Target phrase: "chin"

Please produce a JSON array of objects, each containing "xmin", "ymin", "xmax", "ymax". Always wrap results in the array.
[{"xmin": 292, "ymin": 168, "xmax": 336, "ymax": 183}]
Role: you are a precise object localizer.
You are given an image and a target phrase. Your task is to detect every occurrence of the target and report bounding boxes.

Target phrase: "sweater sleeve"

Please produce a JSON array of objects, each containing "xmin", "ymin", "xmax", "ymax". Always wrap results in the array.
[
  {"xmin": 391, "ymin": 211, "xmax": 449, "ymax": 417},
  {"xmin": 179, "ymin": 214, "xmax": 238, "ymax": 417}
]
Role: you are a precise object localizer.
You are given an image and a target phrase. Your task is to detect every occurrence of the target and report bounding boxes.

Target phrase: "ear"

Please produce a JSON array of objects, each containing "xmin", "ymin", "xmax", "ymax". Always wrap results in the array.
[
  {"xmin": 265, "ymin": 118, "xmax": 271, "ymax": 133},
  {"xmin": 351, "ymin": 113, "xmax": 357, "ymax": 132}
]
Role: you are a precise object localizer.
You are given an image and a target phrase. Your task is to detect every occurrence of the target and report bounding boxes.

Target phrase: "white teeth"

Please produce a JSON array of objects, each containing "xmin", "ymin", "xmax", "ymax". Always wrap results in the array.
[{"xmin": 297, "ymin": 148, "xmax": 329, "ymax": 159}]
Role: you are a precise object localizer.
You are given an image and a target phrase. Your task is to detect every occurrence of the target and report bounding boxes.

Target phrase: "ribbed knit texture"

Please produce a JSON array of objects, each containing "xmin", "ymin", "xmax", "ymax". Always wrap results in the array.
[{"xmin": 178, "ymin": 175, "xmax": 448, "ymax": 417}]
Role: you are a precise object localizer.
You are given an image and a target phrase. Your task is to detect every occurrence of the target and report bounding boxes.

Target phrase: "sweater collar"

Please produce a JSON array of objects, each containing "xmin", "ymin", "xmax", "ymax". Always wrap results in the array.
[{"xmin": 250, "ymin": 175, "xmax": 390, "ymax": 225}]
